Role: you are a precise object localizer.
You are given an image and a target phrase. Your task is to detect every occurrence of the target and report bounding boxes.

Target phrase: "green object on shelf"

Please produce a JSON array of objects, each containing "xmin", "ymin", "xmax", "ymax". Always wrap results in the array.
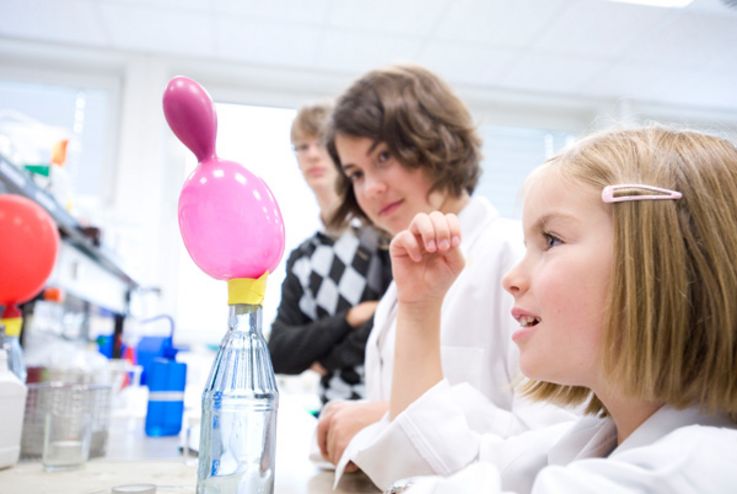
[{"xmin": 24, "ymin": 163, "xmax": 50, "ymax": 177}]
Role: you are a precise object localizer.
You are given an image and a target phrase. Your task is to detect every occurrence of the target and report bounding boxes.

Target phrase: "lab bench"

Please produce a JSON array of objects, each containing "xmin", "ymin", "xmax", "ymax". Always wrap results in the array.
[{"xmin": 0, "ymin": 397, "xmax": 379, "ymax": 494}]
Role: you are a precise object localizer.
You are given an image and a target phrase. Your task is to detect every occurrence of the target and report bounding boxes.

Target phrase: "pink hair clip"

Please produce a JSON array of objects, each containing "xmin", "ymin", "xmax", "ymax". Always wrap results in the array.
[{"xmin": 601, "ymin": 184, "xmax": 682, "ymax": 204}]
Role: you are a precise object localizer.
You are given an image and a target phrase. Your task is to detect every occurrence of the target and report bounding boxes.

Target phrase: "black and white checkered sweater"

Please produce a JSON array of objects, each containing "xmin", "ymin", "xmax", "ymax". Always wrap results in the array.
[{"xmin": 268, "ymin": 225, "xmax": 392, "ymax": 404}]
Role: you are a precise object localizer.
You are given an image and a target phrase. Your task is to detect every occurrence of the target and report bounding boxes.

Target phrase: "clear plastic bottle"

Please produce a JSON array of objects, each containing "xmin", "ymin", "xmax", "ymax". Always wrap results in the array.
[
  {"xmin": 23, "ymin": 288, "xmax": 65, "ymax": 361},
  {"xmin": 0, "ymin": 344, "xmax": 27, "ymax": 468},
  {"xmin": 4, "ymin": 334, "xmax": 26, "ymax": 384},
  {"xmin": 197, "ymin": 303, "xmax": 278, "ymax": 494},
  {"xmin": 1, "ymin": 306, "xmax": 27, "ymax": 383}
]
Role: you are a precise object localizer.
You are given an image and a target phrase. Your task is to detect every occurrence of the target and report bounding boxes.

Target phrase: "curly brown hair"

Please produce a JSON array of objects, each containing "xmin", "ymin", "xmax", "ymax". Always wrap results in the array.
[{"xmin": 326, "ymin": 64, "xmax": 482, "ymax": 230}]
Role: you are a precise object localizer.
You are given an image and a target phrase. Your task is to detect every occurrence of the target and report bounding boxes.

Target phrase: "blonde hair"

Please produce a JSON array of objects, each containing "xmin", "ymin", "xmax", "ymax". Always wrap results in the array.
[
  {"xmin": 290, "ymin": 102, "xmax": 332, "ymax": 144},
  {"xmin": 524, "ymin": 126, "xmax": 737, "ymax": 420}
]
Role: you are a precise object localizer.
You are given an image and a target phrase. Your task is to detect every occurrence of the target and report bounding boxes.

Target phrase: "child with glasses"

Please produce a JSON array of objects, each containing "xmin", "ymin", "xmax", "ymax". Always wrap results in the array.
[{"xmin": 268, "ymin": 103, "xmax": 392, "ymax": 406}]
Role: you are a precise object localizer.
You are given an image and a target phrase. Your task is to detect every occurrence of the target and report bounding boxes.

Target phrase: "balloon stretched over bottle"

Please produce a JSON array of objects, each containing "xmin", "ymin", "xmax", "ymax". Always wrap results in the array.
[
  {"xmin": 0, "ymin": 194, "xmax": 59, "ymax": 306},
  {"xmin": 163, "ymin": 76, "xmax": 285, "ymax": 281}
]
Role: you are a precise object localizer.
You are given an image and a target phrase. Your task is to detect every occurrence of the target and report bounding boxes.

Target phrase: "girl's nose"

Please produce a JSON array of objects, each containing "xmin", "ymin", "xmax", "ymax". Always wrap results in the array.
[
  {"xmin": 364, "ymin": 174, "xmax": 386, "ymax": 196},
  {"xmin": 502, "ymin": 260, "xmax": 528, "ymax": 297},
  {"xmin": 306, "ymin": 142, "xmax": 323, "ymax": 159}
]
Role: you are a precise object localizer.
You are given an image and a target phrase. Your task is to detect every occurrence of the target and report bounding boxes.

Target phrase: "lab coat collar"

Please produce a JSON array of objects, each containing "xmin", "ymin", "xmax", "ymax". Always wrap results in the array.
[
  {"xmin": 548, "ymin": 404, "xmax": 734, "ymax": 466},
  {"xmin": 613, "ymin": 405, "xmax": 734, "ymax": 456},
  {"xmin": 456, "ymin": 196, "xmax": 499, "ymax": 252},
  {"xmin": 371, "ymin": 196, "xmax": 497, "ymax": 367},
  {"xmin": 547, "ymin": 415, "xmax": 616, "ymax": 466}
]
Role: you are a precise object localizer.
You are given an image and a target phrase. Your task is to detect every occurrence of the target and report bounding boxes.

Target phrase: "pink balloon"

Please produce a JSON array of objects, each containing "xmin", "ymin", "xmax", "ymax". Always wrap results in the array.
[{"xmin": 163, "ymin": 76, "xmax": 285, "ymax": 280}]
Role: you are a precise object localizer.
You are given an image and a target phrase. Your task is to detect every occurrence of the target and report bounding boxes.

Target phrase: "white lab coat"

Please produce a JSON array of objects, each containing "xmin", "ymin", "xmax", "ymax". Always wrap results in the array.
[
  {"xmin": 401, "ymin": 394, "xmax": 737, "ymax": 493},
  {"xmin": 364, "ymin": 196, "xmax": 523, "ymax": 405},
  {"xmin": 335, "ymin": 197, "xmax": 577, "ymax": 489}
]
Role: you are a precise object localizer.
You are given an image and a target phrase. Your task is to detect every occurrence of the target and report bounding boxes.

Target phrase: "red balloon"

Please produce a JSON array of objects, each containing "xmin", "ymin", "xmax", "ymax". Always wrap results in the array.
[{"xmin": 0, "ymin": 194, "xmax": 59, "ymax": 305}]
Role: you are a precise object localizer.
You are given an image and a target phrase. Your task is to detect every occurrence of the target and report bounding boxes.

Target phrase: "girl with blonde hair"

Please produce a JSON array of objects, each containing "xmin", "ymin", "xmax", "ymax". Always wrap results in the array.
[{"xmin": 383, "ymin": 126, "xmax": 737, "ymax": 492}]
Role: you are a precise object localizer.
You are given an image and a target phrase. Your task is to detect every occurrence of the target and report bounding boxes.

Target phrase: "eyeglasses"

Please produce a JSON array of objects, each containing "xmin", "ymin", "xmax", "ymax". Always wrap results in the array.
[{"xmin": 292, "ymin": 140, "xmax": 325, "ymax": 154}]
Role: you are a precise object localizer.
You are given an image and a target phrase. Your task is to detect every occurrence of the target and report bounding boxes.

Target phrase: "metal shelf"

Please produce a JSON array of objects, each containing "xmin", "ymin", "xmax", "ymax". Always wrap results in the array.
[{"xmin": 0, "ymin": 153, "xmax": 139, "ymax": 313}]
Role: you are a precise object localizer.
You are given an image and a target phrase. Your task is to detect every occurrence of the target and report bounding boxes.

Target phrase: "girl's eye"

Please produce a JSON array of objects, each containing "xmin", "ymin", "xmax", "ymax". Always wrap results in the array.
[
  {"xmin": 542, "ymin": 232, "xmax": 562, "ymax": 250},
  {"xmin": 347, "ymin": 171, "xmax": 364, "ymax": 183},
  {"xmin": 376, "ymin": 149, "xmax": 391, "ymax": 165}
]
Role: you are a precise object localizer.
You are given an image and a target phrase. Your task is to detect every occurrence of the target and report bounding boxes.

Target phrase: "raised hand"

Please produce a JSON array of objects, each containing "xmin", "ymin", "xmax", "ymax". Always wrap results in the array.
[{"xmin": 390, "ymin": 211, "xmax": 465, "ymax": 306}]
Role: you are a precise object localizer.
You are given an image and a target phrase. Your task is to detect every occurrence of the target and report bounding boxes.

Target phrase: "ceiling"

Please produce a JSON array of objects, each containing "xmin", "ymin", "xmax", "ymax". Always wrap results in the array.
[{"xmin": 1, "ymin": 0, "xmax": 737, "ymax": 111}]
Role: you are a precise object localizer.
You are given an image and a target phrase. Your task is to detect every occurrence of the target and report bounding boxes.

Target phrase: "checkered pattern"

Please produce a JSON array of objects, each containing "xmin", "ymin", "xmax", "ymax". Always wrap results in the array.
[
  {"xmin": 293, "ymin": 229, "xmax": 385, "ymax": 321},
  {"xmin": 290, "ymin": 227, "xmax": 387, "ymax": 403}
]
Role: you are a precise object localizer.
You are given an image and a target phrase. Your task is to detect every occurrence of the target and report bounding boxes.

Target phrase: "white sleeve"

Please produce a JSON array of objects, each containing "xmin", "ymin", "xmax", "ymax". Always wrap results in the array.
[
  {"xmin": 404, "ymin": 463, "xmax": 506, "ymax": 494},
  {"xmin": 406, "ymin": 424, "xmax": 737, "ymax": 494},
  {"xmin": 342, "ymin": 380, "xmax": 575, "ymax": 491},
  {"xmin": 530, "ymin": 425, "xmax": 737, "ymax": 494}
]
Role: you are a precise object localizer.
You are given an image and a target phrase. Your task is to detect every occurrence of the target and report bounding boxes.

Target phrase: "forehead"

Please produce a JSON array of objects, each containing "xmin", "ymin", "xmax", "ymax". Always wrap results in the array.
[
  {"xmin": 335, "ymin": 134, "xmax": 378, "ymax": 160},
  {"xmin": 293, "ymin": 130, "xmax": 318, "ymax": 142},
  {"xmin": 522, "ymin": 167, "xmax": 606, "ymax": 227}
]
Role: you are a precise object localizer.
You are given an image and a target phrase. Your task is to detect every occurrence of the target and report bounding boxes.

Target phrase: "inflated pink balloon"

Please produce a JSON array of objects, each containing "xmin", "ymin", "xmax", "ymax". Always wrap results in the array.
[{"xmin": 163, "ymin": 76, "xmax": 285, "ymax": 280}]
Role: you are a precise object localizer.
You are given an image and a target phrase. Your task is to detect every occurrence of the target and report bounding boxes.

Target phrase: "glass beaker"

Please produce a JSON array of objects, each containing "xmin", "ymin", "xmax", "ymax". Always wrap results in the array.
[{"xmin": 41, "ymin": 385, "xmax": 92, "ymax": 471}]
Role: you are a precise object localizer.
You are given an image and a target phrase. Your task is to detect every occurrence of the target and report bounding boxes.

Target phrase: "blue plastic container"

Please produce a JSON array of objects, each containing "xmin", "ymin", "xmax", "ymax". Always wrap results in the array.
[
  {"xmin": 144, "ymin": 357, "xmax": 187, "ymax": 437},
  {"xmin": 134, "ymin": 314, "xmax": 187, "ymax": 386}
]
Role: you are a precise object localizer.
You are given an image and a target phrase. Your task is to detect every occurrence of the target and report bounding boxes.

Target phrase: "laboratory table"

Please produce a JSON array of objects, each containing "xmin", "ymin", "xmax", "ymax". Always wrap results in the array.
[{"xmin": 0, "ymin": 396, "xmax": 379, "ymax": 494}]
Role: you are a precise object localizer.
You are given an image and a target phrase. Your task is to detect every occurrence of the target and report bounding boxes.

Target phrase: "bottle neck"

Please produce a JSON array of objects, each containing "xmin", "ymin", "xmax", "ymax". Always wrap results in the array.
[
  {"xmin": 0, "ymin": 317, "xmax": 22, "ymax": 338},
  {"xmin": 227, "ymin": 304, "xmax": 262, "ymax": 334}
]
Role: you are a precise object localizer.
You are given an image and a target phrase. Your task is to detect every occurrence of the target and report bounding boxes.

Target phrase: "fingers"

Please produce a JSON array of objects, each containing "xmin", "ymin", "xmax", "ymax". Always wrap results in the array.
[
  {"xmin": 309, "ymin": 361, "xmax": 327, "ymax": 376},
  {"xmin": 444, "ymin": 213, "xmax": 464, "ymax": 270},
  {"xmin": 390, "ymin": 229, "xmax": 423, "ymax": 262},
  {"xmin": 321, "ymin": 402, "xmax": 387, "ymax": 467},
  {"xmin": 446, "ymin": 213, "xmax": 462, "ymax": 249},
  {"xmin": 392, "ymin": 212, "xmax": 462, "ymax": 260},
  {"xmin": 409, "ymin": 211, "xmax": 461, "ymax": 253},
  {"xmin": 409, "ymin": 213, "xmax": 437, "ymax": 252},
  {"xmin": 316, "ymin": 401, "xmax": 341, "ymax": 459},
  {"xmin": 325, "ymin": 405, "xmax": 348, "ymax": 464},
  {"xmin": 326, "ymin": 413, "xmax": 346, "ymax": 465},
  {"xmin": 327, "ymin": 423, "xmax": 352, "ymax": 466},
  {"xmin": 316, "ymin": 413, "xmax": 330, "ymax": 459},
  {"xmin": 327, "ymin": 421, "xmax": 341, "ymax": 464},
  {"xmin": 445, "ymin": 237, "xmax": 466, "ymax": 273},
  {"xmin": 347, "ymin": 300, "xmax": 380, "ymax": 327}
]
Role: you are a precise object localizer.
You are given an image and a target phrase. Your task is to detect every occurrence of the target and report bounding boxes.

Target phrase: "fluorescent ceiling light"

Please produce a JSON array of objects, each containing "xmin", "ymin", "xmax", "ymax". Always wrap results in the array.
[{"xmin": 607, "ymin": 0, "xmax": 694, "ymax": 7}]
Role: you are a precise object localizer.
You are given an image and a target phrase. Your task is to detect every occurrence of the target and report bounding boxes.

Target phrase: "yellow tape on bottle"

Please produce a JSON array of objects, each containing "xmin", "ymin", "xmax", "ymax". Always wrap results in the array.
[
  {"xmin": 227, "ymin": 273, "xmax": 268, "ymax": 305},
  {"xmin": 0, "ymin": 317, "xmax": 22, "ymax": 337}
]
